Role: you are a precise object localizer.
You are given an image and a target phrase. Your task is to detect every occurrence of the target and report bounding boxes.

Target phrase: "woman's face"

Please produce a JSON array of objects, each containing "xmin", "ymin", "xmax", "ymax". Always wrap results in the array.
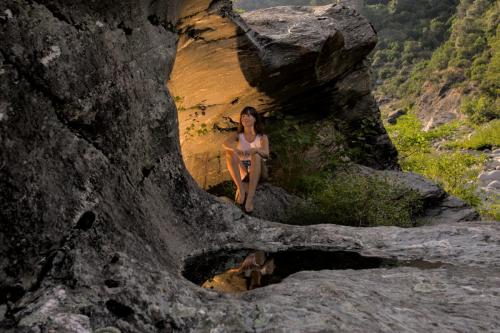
[{"xmin": 241, "ymin": 112, "xmax": 256, "ymax": 128}]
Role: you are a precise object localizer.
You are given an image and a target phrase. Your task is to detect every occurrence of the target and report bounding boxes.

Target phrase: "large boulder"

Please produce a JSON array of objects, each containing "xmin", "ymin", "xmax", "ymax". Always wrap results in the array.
[
  {"xmin": 169, "ymin": 1, "xmax": 398, "ymax": 188},
  {"xmin": 216, "ymin": 182, "xmax": 307, "ymax": 222},
  {"xmin": 1, "ymin": 0, "xmax": 498, "ymax": 332}
]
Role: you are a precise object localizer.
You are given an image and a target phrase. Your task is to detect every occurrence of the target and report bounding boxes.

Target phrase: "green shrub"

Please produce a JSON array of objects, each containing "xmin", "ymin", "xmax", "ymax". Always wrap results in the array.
[
  {"xmin": 453, "ymin": 119, "xmax": 500, "ymax": 149},
  {"xmin": 385, "ymin": 113, "xmax": 431, "ymax": 158},
  {"xmin": 287, "ymin": 173, "xmax": 424, "ymax": 228},
  {"xmin": 265, "ymin": 114, "xmax": 320, "ymax": 192},
  {"xmin": 461, "ymin": 95, "xmax": 500, "ymax": 124},
  {"xmin": 479, "ymin": 199, "xmax": 500, "ymax": 221},
  {"xmin": 386, "ymin": 110, "xmax": 487, "ymax": 208},
  {"xmin": 402, "ymin": 151, "xmax": 486, "ymax": 207}
]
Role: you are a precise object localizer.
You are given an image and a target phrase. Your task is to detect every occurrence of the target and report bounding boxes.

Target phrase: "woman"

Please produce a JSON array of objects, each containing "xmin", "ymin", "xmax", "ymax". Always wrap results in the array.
[{"xmin": 222, "ymin": 106, "xmax": 269, "ymax": 214}]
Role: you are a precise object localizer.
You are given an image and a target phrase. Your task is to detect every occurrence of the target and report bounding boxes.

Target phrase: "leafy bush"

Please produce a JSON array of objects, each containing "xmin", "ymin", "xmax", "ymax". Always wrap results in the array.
[
  {"xmin": 461, "ymin": 95, "xmax": 500, "ymax": 124},
  {"xmin": 386, "ymin": 110, "xmax": 488, "ymax": 208},
  {"xmin": 453, "ymin": 119, "xmax": 500, "ymax": 149},
  {"xmin": 479, "ymin": 200, "xmax": 500, "ymax": 221},
  {"xmin": 287, "ymin": 173, "xmax": 424, "ymax": 227},
  {"xmin": 403, "ymin": 151, "xmax": 486, "ymax": 207},
  {"xmin": 385, "ymin": 112, "xmax": 459, "ymax": 157},
  {"xmin": 265, "ymin": 114, "xmax": 319, "ymax": 191}
]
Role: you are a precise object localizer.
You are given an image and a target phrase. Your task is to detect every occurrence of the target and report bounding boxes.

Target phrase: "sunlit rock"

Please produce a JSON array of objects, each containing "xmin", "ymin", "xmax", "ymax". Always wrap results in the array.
[{"xmin": 169, "ymin": 1, "xmax": 396, "ymax": 187}]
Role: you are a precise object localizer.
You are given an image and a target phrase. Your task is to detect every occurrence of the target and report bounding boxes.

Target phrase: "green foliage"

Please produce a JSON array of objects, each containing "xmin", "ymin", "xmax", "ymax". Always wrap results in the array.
[
  {"xmin": 287, "ymin": 173, "xmax": 424, "ymax": 227},
  {"xmin": 264, "ymin": 112, "xmax": 425, "ymax": 227},
  {"xmin": 197, "ymin": 123, "xmax": 209, "ymax": 136},
  {"xmin": 385, "ymin": 112, "xmax": 459, "ymax": 157},
  {"xmin": 264, "ymin": 111, "xmax": 426, "ymax": 227},
  {"xmin": 265, "ymin": 113, "xmax": 322, "ymax": 191},
  {"xmin": 461, "ymin": 95, "xmax": 500, "ymax": 124},
  {"xmin": 403, "ymin": 151, "xmax": 486, "ymax": 206},
  {"xmin": 452, "ymin": 119, "xmax": 500, "ymax": 149},
  {"xmin": 482, "ymin": 25, "xmax": 500, "ymax": 95},
  {"xmin": 479, "ymin": 201, "xmax": 500, "ymax": 221},
  {"xmin": 185, "ymin": 122, "xmax": 210, "ymax": 137},
  {"xmin": 362, "ymin": 0, "xmax": 459, "ymax": 96},
  {"xmin": 341, "ymin": 115, "xmax": 385, "ymax": 164},
  {"xmin": 386, "ymin": 110, "xmax": 488, "ymax": 209},
  {"xmin": 174, "ymin": 95, "xmax": 186, "ymax": 112},
  {"xmin": 372, "ymin": 0, "xmax": 499, "ymax": 121}
]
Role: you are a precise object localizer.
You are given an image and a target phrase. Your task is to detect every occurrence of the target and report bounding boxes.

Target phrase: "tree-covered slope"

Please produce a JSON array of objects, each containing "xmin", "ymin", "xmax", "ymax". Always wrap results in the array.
[
  {"xmin": 361, "ymin": 0, "xmax": 460, "ymax": 97},
  {"xmin": 397, "ymin": 0, "xmax": 499, "ymax": 123}
]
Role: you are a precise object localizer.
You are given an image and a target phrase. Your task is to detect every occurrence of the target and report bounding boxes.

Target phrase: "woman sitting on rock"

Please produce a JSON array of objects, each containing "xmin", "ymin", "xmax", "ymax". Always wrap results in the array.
[{"xmin": 222, "ymin": 106, "xmax": 269, "ymax": 214}]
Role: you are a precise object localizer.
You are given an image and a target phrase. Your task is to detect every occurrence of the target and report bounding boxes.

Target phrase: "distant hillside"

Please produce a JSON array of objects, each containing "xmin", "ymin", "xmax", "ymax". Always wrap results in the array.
[
  {"xmin": 396, "ymin": 0, "xmax": 499, "ymax": 125},
  {"xmin": 360, "ymin": 0, "xmax": 460, "ymax": 98},
  {"xmin": 381, "ymin": 0, "xmax": 499, "ymax": 220}
]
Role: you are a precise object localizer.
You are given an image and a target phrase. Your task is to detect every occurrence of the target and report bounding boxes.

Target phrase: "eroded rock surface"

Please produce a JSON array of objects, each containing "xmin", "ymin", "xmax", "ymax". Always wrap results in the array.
[
  {"xmin": 5, "ymin": 216, "xmax": 500, "ymax": 332},
  {"xmin": 214, "ymin": 182, "xmax": 306, "ymax": 222},
  {"xmin": 1, "ymin": 0, "xmax": 499, "ymax": 332},
  {"xmin": 416, "ymin": 73, "xmax": 468, "ymax": 131}
]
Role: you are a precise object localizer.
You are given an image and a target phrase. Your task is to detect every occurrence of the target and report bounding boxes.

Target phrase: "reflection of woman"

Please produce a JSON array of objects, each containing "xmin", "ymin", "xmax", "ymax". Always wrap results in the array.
[{"xmin": 222, "ymin": 107, "xmax": 269, "ymax": 214}]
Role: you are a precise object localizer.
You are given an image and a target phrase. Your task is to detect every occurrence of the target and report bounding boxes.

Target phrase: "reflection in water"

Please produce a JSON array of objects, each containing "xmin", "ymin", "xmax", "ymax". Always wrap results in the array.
[
  {"xmin": 186, "ymin": 249, "xmax": 450, "ymax": 294},
  {"xmin": 202, "ymin": 251, "xmax": 275, "ymax": 293}
]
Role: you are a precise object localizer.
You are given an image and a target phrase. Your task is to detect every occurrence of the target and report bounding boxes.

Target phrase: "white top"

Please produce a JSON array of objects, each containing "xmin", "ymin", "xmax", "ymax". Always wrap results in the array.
[{"xmin": 237, "ymin": 133, "xmax": 262, "ymax": 161}]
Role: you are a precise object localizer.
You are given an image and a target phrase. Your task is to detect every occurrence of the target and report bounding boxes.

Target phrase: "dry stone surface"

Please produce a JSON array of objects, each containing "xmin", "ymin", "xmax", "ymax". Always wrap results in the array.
[{"xmin": 0, "ymin": 0, "xmax": 498, "ymax": 332}]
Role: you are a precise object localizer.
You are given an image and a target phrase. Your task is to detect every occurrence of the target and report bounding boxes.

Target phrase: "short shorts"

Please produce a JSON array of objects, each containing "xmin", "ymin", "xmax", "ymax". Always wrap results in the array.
[{"xmin": 241, "ymin": 159, "xmax": 251, "ymax": 172}]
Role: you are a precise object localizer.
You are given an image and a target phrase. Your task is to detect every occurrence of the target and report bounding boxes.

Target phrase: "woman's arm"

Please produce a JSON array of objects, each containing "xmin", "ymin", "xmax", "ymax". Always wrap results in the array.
[{"xmin": 254, "ymin": 135, "xmax": 269, "ymax": 159}]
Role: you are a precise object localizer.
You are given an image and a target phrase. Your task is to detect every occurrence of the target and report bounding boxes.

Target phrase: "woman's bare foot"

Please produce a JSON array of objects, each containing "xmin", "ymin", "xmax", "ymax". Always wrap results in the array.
[
  {"xmin": 235, "ymin": 187, "xmax": 246, "ymax": 205},
  {"xmin": 244, "ymin": 197, "xmax": 254, "ymax": 214}
]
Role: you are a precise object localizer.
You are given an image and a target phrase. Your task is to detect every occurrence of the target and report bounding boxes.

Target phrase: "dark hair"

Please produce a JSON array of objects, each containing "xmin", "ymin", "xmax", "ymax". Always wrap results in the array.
[{"xmin": 237, "ymin": 106, "xmax": 265, "ymax": 135}]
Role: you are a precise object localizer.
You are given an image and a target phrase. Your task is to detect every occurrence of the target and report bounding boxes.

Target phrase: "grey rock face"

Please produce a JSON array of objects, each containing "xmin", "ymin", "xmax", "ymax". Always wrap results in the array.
[
  {"xmin": 247, "ymin": 182, "xmax": 306, "ymax": 222},
  {"xmin": 476, "ymin": 149, "xmax": 500, "ymax": 217},
  {"xmin": 0, "ymin": 0, "xmax": 498, "ymax": 332},
  {"xmin": 215, "ymin": 182, "xmax": 307, "ymax": 223},
  {"xmin": 240, "ymin": 4, "xmax": 377, "ymax": 82},
  {"xmin": 387, "ymin": 109, "xmax": 406, "ymax": 124}
]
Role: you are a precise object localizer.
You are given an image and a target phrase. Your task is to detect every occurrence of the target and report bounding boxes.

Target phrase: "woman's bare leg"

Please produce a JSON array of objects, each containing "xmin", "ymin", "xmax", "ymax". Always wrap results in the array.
[
  {"xmin": 245, "ymin": 153, "xmax": 261, "ymax": 212},
  {"xmin": 239, "ymin": 165, "xmax": 250, "ymax": 204},
  {"xmin": 226, "ymin": 151, "xmax": 246, "ymax": 204}
]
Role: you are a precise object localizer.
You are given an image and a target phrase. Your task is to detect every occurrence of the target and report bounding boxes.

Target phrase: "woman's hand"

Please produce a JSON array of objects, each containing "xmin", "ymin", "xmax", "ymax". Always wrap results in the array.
[
  {"xmin": 248, "ymin": 148, "xmax": 259, "ymax": 156},
  {"xmin": 248, "ymin": 147, "xmax": 268, "ymax": 158},
  {"xmin": 236, "ymin": 149, "xmax": 248, "ymax": 159}
]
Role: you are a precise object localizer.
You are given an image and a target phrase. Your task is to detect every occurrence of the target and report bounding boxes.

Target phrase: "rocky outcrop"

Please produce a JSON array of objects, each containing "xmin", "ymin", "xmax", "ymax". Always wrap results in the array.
[
  {"xmin": 216, "ymin": 182, "xmax": 307, "ymax": 222},
  {"xmin": 1, "ymin": 0, "xmax": 499, "ymax": 332},
  {"xmin": 4, "ymin": 217, "xmax": 500, "ymax": 332},
  {"xmin": 416, "ymin": 71, "xmax": 468, "ymax": 131},
  {"xmin": 477, "ymin": 148, "xmax": 500, "ymax": 217},
  {"xmin": 0, "ymin": 0, "xmax": 199, "ymax": 328},
  {"xmin": 170, "ymin": 1, "xmax": 398, "ymax": 188},
  {"xmin": 387, "ymin": 108, "xmax": 406, "ymax": 124}
]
